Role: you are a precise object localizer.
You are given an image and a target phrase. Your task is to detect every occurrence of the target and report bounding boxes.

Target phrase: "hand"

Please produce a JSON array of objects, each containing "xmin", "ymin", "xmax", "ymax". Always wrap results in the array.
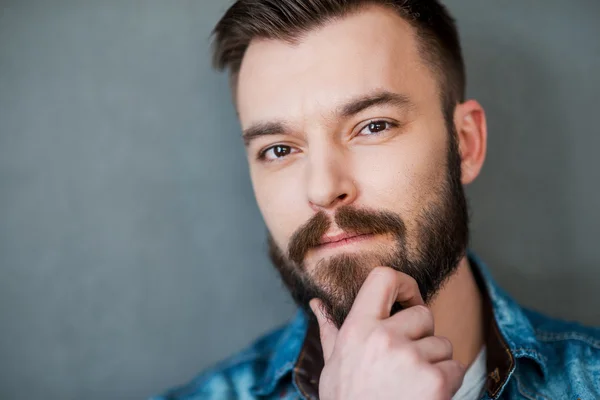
[{"xmin": 309, "ymin": 267, "xmax": 465, "ymax": 400}]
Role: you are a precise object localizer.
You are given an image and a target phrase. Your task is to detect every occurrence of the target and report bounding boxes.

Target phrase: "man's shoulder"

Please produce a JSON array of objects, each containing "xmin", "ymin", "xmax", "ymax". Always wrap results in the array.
[
  {"xmin": 524, "ymin": 307, "xmax": 600, "ymax": 352},
  {"xmin": 150, "ymin": 325, "xmax": 287, "ymax": 400},
  {"xmin": 518, "ymin": 307, "xmax": 600, "ymax": 396}
]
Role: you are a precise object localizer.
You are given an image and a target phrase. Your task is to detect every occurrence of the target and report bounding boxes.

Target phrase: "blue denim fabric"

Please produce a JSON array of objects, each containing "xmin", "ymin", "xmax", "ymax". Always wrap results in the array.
[{"xmin": 152, "ymin": 253, "xmax": 600, "ymax": 399}]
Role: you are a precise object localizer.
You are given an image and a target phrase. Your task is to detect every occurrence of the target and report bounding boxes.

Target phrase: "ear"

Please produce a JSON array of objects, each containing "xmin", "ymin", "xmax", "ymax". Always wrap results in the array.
[{"xmin": 453, "ymin": 100, "xmax": 488, "ymax": 185}]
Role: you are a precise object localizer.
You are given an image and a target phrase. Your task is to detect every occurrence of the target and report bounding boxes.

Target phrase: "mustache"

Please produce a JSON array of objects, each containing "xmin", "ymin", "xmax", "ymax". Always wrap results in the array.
[{"xmin": 287, "ymin": 205, "xmax": 407, "ymax": 265}]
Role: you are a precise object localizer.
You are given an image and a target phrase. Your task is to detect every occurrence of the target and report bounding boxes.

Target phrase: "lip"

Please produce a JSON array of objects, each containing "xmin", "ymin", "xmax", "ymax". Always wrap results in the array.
[{"xmin": 317, "ymin": 232, "xmax": 373, "ymax": 249}]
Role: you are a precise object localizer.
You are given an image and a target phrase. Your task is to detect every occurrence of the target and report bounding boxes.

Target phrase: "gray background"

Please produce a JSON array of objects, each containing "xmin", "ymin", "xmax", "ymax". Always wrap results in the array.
[{"xmin": 1, "ymin": 0, "xmax": 599, "ymax": 399}]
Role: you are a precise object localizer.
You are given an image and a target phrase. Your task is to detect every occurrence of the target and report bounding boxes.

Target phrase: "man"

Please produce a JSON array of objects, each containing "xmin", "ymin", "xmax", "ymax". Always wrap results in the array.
[{"xmin": 153, "ymin": 1, "xmax": 600, "ymax": 399}]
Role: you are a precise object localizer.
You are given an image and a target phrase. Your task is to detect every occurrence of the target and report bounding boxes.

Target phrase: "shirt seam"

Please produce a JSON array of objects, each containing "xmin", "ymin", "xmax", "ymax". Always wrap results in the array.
[
  {"xmin": 514, "ymin": 374, "xmax": 550, "ymax": 400},
  {"xmin": 535, "ymin": 330, "xmax": 600, "ymax": 349}
]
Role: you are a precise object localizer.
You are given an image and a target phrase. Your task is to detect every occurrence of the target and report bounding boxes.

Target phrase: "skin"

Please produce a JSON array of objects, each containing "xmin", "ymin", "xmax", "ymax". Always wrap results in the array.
[{"xmin": 236, "ymin": 5, "xmax": 488, "ymax": 399}]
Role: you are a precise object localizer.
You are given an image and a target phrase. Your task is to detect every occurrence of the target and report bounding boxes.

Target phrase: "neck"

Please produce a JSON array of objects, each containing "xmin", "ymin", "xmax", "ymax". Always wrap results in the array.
[{"xmin": 428, "ymin": 255, "xmax": 484, "ymax": 368}]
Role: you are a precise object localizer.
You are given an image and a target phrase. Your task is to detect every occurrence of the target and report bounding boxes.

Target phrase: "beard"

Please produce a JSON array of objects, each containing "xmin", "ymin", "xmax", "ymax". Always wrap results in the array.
[{"xmin": 267, "ymin": 122, "xmax": 469, "ymax": 329}]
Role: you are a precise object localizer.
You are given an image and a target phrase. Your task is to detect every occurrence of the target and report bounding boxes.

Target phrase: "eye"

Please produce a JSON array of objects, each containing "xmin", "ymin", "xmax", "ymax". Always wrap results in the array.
[
  {"xmin": 359, "ymin": 120, "xmax": 397, "ymax": 136},
  {"xmin": 258, "ymin": 144, "xmax": 297, "ymax": 161}
]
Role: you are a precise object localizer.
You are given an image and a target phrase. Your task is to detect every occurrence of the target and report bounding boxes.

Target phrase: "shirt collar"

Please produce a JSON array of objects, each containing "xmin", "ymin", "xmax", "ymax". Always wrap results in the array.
[
  {"xmin": 250, "ymin": 308, "xmax": 309, "ymax": 396},
  {"xmin": 251, "ymin": 251, "xmax": 548, "ymax": 398},
  {"xmin": 469, "ymin": 252, "xmax": 548, "ymax": 381}
]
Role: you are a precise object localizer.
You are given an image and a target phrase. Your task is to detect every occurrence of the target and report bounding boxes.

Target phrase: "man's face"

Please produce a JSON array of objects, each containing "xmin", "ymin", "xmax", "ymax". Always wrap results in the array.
[{"xmin": 236, "ymin": 6, "xmax": 468, "ymax": 328}]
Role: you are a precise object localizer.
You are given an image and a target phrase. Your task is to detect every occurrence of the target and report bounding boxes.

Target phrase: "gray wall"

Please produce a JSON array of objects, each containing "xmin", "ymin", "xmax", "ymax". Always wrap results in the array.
[{"xmin": 0, "ymin": 1, "xmax": 598, "ymax": 399}]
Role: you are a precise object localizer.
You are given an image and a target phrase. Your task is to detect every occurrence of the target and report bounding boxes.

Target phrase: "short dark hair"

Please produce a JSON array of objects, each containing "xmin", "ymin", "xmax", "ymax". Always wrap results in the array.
[{"xmin": 212, "ymin": 0, "xmax": 465, "ymax": 113}]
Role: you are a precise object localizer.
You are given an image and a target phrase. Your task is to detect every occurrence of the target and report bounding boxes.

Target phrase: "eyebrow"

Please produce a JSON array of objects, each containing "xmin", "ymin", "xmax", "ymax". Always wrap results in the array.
[
  {"xmin": 242, "ymin": 121, "xmax": 288, "ymax": 147},
  {"xmin": 242, "ymin": 90, "xmax": 414, "ymax": 147},
  {"xmin": 339, "ymin": 90, "xmax": 413, "ymax": 117}
]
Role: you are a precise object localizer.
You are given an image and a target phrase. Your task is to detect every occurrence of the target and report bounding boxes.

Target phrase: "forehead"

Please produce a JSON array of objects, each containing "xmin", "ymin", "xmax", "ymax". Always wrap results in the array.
[{"xmin": 236, "ymin": 6, "xmax": 438, "ymax": 127}]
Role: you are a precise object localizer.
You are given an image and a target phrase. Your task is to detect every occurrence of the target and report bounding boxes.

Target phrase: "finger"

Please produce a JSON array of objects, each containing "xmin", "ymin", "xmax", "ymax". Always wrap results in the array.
[
  {"xmin": 347, "ymin": 267, "xmax": 424, "ymax": 321},
  {"xmin": 413, "ymin": 336, "xmax": 453, "ymax": 363},
  {"xmin": 309, "ymin": 298, "xmax": 338, "ymax": 363},
  {"xmin": 384, "ymin": 304, "xmax": 434, "ymax": 339},
  {"xmin": 435, "ymin": 360, "xmax": 466, "ymax": 396}
]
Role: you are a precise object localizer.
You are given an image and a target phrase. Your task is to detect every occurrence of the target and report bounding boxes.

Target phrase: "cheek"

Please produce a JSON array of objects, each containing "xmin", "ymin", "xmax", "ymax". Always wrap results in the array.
[
  {"xmin": 353, "ymin": 132, "xmax": 447, "ymax": 220},
  {"xmin": 251, "ymin": 167, "xmax": 310, "ymax": 250}
]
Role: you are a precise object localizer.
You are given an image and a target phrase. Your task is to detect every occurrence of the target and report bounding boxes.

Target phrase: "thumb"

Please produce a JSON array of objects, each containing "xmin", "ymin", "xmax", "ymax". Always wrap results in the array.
[{"xmin": 309, "ymin": 299, "xmax": 338, "ymax": 363}]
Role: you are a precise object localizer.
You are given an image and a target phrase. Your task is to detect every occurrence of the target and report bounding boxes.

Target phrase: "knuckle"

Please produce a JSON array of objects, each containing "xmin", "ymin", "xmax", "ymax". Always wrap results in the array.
[
  {"xmin": 412, "ymin": 304, "xmax": 429, "ymax": 315},
  {"xmin": 425, "ymin": 368, "xmax": 447, "ymax": 393},
  {"xmin": 398, "ymin": 346, "xmax": 421, "ymax": 364},
  {"xmin": 369, "ymin": 325, "xmax": 394, "ymax": 351},
  {"xmin": 438, "ymin": 336, "xmax": 453, "ymax": 355},
  {"xmin": 414, "ymin": 305, "xmax": 434, "ymax": 323}
]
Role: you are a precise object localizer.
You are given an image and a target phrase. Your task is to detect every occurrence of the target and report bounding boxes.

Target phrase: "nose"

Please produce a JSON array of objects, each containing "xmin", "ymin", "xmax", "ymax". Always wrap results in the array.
[{"xmin": 306, "ymin": 146, "xmax": 357, "ymax": 212}]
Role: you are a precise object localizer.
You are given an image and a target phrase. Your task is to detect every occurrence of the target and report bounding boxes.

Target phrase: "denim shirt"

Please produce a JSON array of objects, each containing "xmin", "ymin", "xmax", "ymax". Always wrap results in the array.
[{"xmin": 153, "ymin": 253, "xmax": 600, "ymax": 399}]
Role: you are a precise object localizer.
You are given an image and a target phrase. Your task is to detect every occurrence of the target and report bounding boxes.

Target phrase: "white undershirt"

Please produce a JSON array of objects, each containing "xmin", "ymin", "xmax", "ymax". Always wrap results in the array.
[{"xmin": 452, "ymin": 347, "xmax": 487, "ymax": 400}]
